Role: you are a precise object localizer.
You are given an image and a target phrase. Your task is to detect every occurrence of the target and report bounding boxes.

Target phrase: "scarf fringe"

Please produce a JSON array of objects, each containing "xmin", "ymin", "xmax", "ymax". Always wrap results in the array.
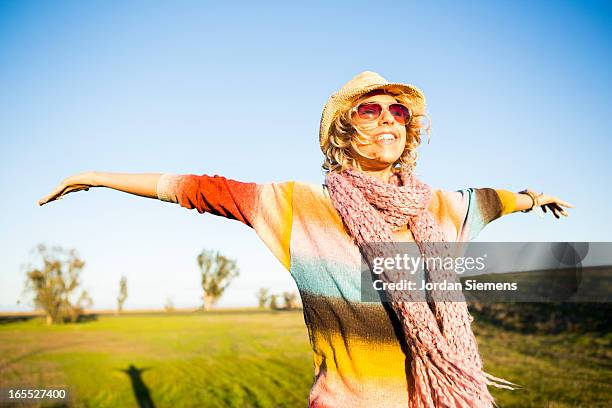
[
  {"xmin": 412, "ymin": 346, "xmax": 495, "ymax": 407},
  {"xmin": 484, "ymin": 371, "xmax": 522, "ymax": 390}
]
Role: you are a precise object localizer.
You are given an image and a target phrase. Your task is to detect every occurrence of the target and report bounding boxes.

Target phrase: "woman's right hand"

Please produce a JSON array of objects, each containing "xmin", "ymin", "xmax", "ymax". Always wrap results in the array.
[{"xmin": 38, "ymin": 172, "xmax": 96, "ymax": 206}]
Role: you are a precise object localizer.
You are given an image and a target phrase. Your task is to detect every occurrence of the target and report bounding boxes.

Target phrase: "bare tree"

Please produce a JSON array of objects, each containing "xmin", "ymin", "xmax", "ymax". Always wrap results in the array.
[
  {"xmin": 22, "ymin": 244, "xmax": 93, "ymax": 325},
  {"xmin": 117, "ymin": 276, "xmax": 128, "ymax": 314},
  {"xmin": 256, "ymin": 288, "xmax": 270, "ymax": 308},
  {"xmin": 283, "ymin": 291, "xmax": 299, "ymax": 310},
  {"xmin": 197, "ymin": 249, "xmax": 239, "ymax": 311}
]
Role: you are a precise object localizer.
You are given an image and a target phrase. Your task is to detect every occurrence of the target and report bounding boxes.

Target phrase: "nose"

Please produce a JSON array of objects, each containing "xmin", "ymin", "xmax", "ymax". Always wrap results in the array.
[{"xmin": 379, "ymin": 107, "xmax": 396, "ymax": 125}]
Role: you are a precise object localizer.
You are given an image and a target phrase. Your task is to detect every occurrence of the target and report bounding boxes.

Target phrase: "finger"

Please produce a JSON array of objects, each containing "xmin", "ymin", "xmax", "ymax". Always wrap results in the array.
[
  {"xmin": 41, "ymin": 185, "xmax": 90, "ymax": 205},
  {"xmin": 39, "ymin": 195, "xmax": 58, "ymax": 206},
  {"xmin": 543, "ymin": 196, "xmax": 574, "ymax": 208},
  {"xmin": 550, "ymin": 203, "xmax": 569, "ymax": 217},
  {"xmin": 555, "ymin": 199, "xmax": 574, "ymax": 208},
  {"xmin": 555, "ymin": 205, "xmax": 569, "ymax": 217},
  {"xmin": 38, "ymin": 184, "xmax": 70, "ymax": 206},
  {"xmin": 39, "ymin": 181, "xmax": 93, "ymax": 205},
  {"xmin": 550, "ymin": 206, "xmax": 560, "ymax": 219},
  {"xmin": 38, "ymin": 189, "xmax": 62, "ymax": 206},
  {"xmin": 536, "ymin": 194, "xmax": 574, "ymax": 209},
  {"xmin": 543, "ymin": 203, "xmax": 554, "ymax": 216},
  {"xmin": 532, "ymin": 194, "xmax": 550, "ymax": 206},
  {"xmin": 61, "ymin": 186, "xmax": 77, "ymax": 193},
  {"xmin": 62, "ymin": 185, "xmax": 86, "ymax": 195}
]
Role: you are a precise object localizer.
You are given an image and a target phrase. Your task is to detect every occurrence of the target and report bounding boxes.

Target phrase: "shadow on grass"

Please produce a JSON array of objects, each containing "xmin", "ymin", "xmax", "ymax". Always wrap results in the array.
[
  {"xmin": 0, "ymin": 315, "xmax": 37, "ymax": 325},
  {"xmin": 0, "ymin": 313, "xmax": 99, "ymax": 325},
  {"xmin": 119, "ymin": 364, "xmax": 156, "ymax": 408},
  {"xmin": 76, "ymin": 313, "xmax": 99, "ymax": 323}
]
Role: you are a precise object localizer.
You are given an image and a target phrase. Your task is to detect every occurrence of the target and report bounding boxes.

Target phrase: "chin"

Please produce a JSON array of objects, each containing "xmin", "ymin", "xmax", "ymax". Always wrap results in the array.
[
  {"xmin": 368, "ymin": 159, "xmax": 398, "ymax": 169},
  {"xmin": 354, "ymin": 147, "xmax": 403, "ymax": 169},
  {"xmin": 379, "ymin": 152, "xmax": 403, "ymax": 164}
]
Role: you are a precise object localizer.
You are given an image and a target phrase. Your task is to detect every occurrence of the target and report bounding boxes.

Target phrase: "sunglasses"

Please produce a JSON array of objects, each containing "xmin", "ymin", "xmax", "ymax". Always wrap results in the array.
[{"xmin": 350, "ymin": 102, "xmax": 413, "ymax": 125}]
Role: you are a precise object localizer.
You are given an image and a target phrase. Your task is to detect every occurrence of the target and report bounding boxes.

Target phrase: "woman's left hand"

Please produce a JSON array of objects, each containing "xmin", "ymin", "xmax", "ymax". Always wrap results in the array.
[{"xmin": 519, "ymin": 189, "xmax": 574, "ymax": 219}]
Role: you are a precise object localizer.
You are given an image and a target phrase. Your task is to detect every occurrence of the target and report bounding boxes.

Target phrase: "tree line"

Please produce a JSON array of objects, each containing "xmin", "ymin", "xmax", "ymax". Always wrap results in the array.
[
  {"xmin": 256, "ymin": 288, "xmax": 301, "ymax": 310},
  {"xmin": 21, "ymin": 244, "xmax": 299, "ymax": 324}
]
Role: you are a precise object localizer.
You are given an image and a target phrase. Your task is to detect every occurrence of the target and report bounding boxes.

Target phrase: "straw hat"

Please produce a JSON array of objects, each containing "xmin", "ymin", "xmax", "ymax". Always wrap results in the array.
[{"xmin": 319, "ymin": 71, "xmax": 426, "ymax": 152}]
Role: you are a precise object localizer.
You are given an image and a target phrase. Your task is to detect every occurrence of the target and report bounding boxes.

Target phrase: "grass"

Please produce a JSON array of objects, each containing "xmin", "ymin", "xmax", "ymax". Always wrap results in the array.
[
  {"xmin": 474, "ymin": 323, "xmax": 611, "ymax": 407},
  {"xmin": 0, "ymin": 310, "xmax": 610, "ymax": 407}
]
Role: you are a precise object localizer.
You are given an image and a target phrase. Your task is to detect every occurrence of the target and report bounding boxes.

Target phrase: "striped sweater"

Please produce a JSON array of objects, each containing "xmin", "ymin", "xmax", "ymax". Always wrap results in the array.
[{"xmin": 156, "ymin": 173, "xmax": 517, "ymax": 408}]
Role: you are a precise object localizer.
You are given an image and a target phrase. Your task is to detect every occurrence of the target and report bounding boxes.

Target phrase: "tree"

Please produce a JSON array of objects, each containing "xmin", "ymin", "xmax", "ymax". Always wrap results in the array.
[
  {"xmin": 23, "ymin": 244, "xmax": 93, "ymax": 325},
  {"xmin": 197, "ymin": 249, "xmax": 239, "ymax": 311},
  {"xmin": 164, "ymin": 297, "xmax": 175, "ymax": 313},
  {"xmin": 256, "ymin": 288, "xmax": 270, "ymax": 308},
  {"xmin": 268, "ymin": 294, "xmax": 279, "ymax": 310},
  {"xmin": 283, "ymin": 291, "xmax": 299, "ymax": 310},
  {"xmin": 117, "ymin": 276, "xmax": 128, "ymax": 314}
]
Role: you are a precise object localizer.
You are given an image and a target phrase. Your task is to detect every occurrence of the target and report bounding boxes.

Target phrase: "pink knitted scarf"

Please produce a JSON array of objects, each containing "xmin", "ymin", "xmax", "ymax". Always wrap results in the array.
[{"xmin": 326, "ymin": 168, "xmax": 516, "ymax": 408}]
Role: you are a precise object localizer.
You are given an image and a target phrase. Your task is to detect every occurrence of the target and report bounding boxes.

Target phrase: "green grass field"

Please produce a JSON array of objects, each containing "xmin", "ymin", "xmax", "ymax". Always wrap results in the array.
[{"xmin": 0, "ymin": 310, "xmax": 610, "ymax": 407}]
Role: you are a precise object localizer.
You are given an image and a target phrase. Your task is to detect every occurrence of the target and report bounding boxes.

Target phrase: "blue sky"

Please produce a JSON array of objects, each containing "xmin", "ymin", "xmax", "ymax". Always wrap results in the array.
[{"xmin": 1, "ymin": 1, "xmax": 610, "ymax": 311}]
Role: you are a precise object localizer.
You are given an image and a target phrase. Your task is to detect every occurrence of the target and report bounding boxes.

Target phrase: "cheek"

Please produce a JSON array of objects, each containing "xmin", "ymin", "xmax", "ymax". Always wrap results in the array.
[
  {"xmin": 390, "ymin": 143, "xmax": 405, "ymax": 159},
  {"xmin": 395, "ymin": 133, "xmax": 408, "ymax": 152},
  {"xmin": 399, "ymin": 131, "xmax": 409, "ymax": 149}
]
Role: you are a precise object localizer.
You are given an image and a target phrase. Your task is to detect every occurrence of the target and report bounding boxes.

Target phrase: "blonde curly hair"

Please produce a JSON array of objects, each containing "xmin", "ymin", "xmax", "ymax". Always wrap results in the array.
[{"xmin": 321, "ymin": 91, "xmax": 430, "ymax": 174}]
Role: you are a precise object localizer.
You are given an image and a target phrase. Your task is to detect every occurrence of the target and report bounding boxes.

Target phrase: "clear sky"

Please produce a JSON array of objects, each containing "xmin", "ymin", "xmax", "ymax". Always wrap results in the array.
[{"xmin": 1, "ymin": 1, "xmax": 611, "ymax": 311}]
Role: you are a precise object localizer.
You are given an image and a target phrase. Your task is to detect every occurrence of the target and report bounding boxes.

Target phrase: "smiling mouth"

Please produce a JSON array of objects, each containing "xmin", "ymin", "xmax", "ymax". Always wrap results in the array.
[{"xmin": 375, "ymin": 133, "xmax": 398, "ymax": 145}]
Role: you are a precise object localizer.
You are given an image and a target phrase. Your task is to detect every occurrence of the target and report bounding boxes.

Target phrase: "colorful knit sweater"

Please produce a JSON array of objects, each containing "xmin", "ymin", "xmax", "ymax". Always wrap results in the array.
[{"xmin": 156, "ymin": 173, "xmax": 517, "ymax": 408}]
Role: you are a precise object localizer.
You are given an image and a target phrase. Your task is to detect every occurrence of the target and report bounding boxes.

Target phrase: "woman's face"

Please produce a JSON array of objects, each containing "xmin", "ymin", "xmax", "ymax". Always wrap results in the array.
[{"xmin": 348, "ymin": 92, "xmax": 407, "ymax": 171}]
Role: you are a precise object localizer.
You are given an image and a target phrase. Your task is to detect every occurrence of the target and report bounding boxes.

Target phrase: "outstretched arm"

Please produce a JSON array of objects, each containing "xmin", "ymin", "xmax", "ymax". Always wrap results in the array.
[
  {"xmin": 504, "ymin": 189, "xmax": 574, "ymax": 218},
  {"xmin": 38, "ymin": 172, "xmax": 162, "ymax": 205},
  {"xmin": 437, "ymin": 187, "xmax": 576, "ymax": 242},
  {"xmin": 39, "ymin": 171, "xmax": 294, "ymax": 270}
]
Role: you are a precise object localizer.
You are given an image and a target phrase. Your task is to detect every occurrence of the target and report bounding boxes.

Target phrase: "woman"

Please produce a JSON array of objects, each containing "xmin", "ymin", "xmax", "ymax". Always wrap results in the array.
[{"xmin": 38, "ymin": 71, "xmax": 573, "ymax": 407}]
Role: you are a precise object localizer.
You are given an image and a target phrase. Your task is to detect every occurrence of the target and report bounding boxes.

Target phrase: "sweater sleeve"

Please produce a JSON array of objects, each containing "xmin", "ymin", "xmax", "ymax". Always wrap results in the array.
[
  {"xmin": 430, "ymin": 188, "xmax": 517, "ymax": 242},
  {"xmin": 156, "ymin": 173, "xmax": 294, "ymax": 271}
]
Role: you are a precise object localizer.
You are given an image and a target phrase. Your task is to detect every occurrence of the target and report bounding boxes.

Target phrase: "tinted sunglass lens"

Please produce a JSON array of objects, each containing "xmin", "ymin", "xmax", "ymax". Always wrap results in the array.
[
  {"xmin": 389, "ymin": 104, "xmax": 411, "ymax": 124},
  {"xmin": 357, "ymin": 103, "xmax": 382, "ymax": 120}
]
